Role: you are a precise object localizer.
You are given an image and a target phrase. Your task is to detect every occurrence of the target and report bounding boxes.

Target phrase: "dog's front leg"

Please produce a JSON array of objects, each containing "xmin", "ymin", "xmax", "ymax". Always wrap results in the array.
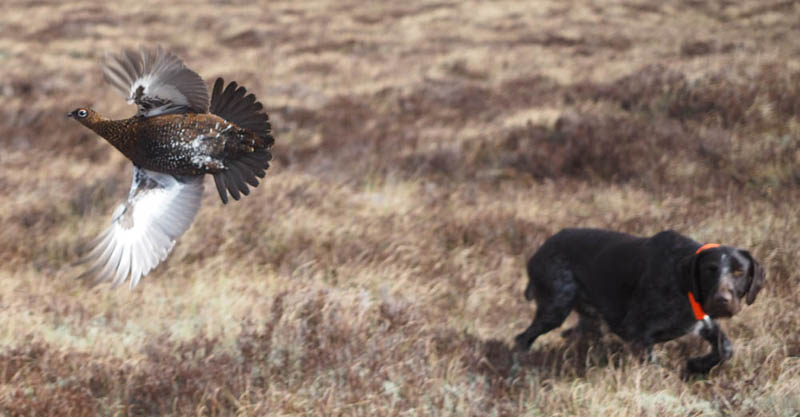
[
  {"xmin": 627, "ymin": 338, "xmax": 658, "ymax": 365},
  {"xmin": 687, "ymin": 319, "xmax": 733, "ymax": 374}
]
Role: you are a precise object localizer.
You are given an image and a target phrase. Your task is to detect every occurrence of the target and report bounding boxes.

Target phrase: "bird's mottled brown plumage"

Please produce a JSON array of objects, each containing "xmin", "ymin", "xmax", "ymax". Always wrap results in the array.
[{"xmin": 70, "ymin": 110, "xmax": 272, "ymax": 176}]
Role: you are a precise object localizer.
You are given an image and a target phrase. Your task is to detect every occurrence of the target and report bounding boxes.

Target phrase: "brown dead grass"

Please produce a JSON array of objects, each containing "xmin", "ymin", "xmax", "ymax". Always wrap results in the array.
[{"xmin": 1, "ymin": 0, "xmax": 800, "ymax": 415}]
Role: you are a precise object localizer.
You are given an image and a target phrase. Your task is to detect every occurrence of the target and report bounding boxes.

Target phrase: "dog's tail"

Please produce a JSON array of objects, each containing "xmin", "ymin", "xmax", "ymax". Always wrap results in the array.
[
  {"xmin": 524, "ymin": 280, "xmax": 535, "ymax": 301},
  {"xmin": 524, "ymin": 258, "xmax": 537, "ymax": 301},
  {"xmin": 525, "ymin": 252, "xmax": 547, "ymax": 301}
]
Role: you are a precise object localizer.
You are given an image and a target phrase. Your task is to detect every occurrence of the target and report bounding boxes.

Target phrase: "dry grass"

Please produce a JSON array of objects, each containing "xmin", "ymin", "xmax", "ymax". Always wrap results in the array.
[{"xmin": 2, "ymin": 0, "xmax": 800, "ymax": 415}]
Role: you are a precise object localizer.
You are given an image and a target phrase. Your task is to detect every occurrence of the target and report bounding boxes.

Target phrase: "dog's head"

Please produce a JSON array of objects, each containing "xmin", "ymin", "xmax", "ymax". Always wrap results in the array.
[{"xmin": 679, "ymin": 246, "xmax": 765, "ymax": 318}]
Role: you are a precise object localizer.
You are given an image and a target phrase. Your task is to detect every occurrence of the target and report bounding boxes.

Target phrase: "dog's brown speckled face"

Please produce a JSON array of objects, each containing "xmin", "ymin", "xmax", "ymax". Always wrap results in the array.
[{"xmin": 691, "ymin": 247, "xmax": 765, "ymax": 318}]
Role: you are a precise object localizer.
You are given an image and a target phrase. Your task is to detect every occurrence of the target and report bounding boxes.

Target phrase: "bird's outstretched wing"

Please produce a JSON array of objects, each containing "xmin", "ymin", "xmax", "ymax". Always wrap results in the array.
[
  {"xmin": 78, "ymin": 167, "xmax": 204, "ymax": 288},
  {"xmin": 101, "ymin": 47, "xmax": 210, "ymax": 117}
]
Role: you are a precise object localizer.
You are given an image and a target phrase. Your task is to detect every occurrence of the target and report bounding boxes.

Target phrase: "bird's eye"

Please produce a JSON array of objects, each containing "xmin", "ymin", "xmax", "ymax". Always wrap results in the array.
[{"xmin": 77, "ymin": 109, "xmax": 88, "ymax": 118}]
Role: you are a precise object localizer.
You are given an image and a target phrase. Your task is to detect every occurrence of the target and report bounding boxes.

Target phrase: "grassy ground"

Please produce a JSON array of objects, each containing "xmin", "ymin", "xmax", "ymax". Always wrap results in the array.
[{"xmin": 2, "ymin": 0, "xmax": 800, "ymax": 415}]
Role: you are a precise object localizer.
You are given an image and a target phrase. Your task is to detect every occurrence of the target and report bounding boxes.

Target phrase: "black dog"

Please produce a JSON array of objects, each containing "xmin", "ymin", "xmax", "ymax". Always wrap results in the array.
[{"xmin": 515, "ymin": 228, "xmax": 765, "ymax": 374}]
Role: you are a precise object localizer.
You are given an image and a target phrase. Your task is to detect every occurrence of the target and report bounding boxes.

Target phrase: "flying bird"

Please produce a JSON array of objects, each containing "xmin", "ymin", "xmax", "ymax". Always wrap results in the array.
[{"xmin": 68, "ymin": 47, "xmax": 274, "ymax": 288}]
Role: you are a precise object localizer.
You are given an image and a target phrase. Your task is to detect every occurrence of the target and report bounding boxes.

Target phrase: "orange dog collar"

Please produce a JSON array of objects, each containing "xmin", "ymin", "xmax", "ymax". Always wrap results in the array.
[
  {"xmin": 695, "ymin": 243, "xmax": 720, "ymax": 254},
  {"xmin": 688, "ymin": 243, "xmax": 720, "ymax": 321}
]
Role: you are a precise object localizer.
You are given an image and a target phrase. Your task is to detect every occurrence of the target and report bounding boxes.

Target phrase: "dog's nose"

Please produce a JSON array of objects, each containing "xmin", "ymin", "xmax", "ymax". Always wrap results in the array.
[{"xmin": 714, "ymin": 291, "xmax": 733, "ymax": 305}]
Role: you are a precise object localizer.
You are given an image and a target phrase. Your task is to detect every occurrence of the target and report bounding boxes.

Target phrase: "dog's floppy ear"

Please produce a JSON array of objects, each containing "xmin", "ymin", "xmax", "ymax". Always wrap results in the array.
[
  {"xmin": 678, "ymin": 253, "xmax": 702, "ymax": 301},
  {"xmin": 738, "ymin": 250, "xmax": 765, "ymax": 305}
]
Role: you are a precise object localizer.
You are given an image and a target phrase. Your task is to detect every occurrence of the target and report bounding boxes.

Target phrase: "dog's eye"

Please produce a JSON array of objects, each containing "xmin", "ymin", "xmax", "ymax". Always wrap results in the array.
[
  {"xmin": 732, "ymin": 265, "xmax": 744, "ymax": 276},
  {"xmin": 705, "ymin": 265, "xmax": 719, "ymax": 275}
]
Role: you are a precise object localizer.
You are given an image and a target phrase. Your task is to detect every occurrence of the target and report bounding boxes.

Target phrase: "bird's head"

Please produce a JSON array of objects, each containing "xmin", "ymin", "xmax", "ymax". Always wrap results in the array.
[{"xmin": 67, "ymin": 107, "xmax": 102, "ymax": 127}]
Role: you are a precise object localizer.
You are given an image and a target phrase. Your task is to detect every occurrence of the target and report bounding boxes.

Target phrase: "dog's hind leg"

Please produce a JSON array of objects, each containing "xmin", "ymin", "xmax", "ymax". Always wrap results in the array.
[
  {"xmin": 561, "ymin": 312, "xmax": 602, "ymax": 340},
  {"xmin": 515, "ymin": 265, "xmax": 577, "ymax": 351},
  {"xmin": 561, "ymin": 299, "xmax": 602, "ymax": 340}
]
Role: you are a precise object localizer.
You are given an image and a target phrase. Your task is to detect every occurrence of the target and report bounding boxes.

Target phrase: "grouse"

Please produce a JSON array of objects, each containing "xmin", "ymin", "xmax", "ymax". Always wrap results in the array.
[{"xmin": 68, "ymin": 47, "xmax": 274, "ymax": 288}]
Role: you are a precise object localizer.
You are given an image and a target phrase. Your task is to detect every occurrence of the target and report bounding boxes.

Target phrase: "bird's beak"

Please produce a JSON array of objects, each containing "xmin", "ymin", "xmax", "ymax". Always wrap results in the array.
[{"xmin": 66, "ymin": 112, "xmax": 73, "ymax": 118}]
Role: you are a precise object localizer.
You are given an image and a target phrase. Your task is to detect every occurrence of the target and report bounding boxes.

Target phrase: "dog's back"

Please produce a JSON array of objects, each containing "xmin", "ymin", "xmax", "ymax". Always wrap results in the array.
[{"xmin": 525, "ymin": 228, "xmax": 642, "ymax": 301}]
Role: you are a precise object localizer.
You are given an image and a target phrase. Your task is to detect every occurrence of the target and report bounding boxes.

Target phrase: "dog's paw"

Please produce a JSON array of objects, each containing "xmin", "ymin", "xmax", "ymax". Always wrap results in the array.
[
  {"xmin": 686, "ymin": 356, "xmax": 715, "ymax": 374},
  {"xmin": 514, "ymin": 333, "xmax": 532, "ymax": 351}
]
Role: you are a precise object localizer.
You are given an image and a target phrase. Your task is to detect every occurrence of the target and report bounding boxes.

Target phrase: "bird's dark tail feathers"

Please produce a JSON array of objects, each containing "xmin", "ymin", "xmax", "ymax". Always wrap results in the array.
[{"xmin": 209, "ymin": 77, "xmax": 275, "ymax": 204}]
